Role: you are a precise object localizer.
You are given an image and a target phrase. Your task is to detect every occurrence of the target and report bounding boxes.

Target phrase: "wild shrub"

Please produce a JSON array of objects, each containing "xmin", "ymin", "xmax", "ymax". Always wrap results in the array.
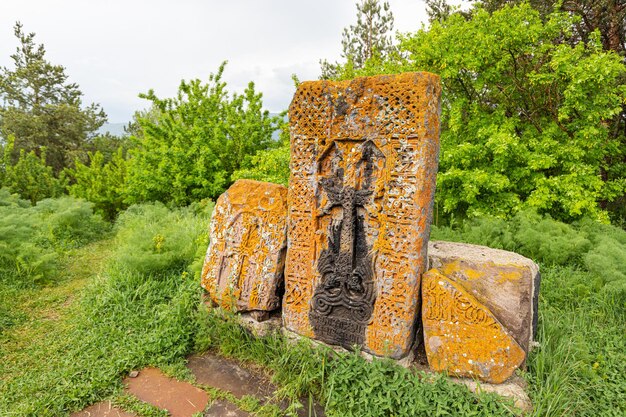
[
  {"xmin": 231, "ymin": 141, "xmax": 290, "ymax": 186},
  {"xmin": 232, "ymin": 118, "xmax": 291, "ymax": 186},
  {"xmin": 31, "ymin": 197, "xmax": 109, "ymax": 250},
  {"xmin": 0, "ymin": 191, "xmax": 108, "ymax": 286},
  {"xmin": 107, "ymin": 201, "xmax": 213, "ymax": 277},
  {"xmin": 1, "ymin": 138, "xmax": 65, "ymax": 204},
  {"xmin": 125, "ymin": 63, "xmax": 281, "ymax": 206},
  {"xmin": 511, "ymin": 212, "xmax": 592, "ymax": 266},
  {"xmin": 68, "ymin": 149, "xmax": 129, "ymax": 220},
  {"xmin": 432, "ymin": 210, "xmax": 624, "ymax": 269}
]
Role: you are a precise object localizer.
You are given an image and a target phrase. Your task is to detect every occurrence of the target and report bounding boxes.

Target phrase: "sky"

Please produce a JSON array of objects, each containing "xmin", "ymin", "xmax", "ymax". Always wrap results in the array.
[{"xmin": 0, "ymin": 1, "xmax": 433, "ymax": 123}]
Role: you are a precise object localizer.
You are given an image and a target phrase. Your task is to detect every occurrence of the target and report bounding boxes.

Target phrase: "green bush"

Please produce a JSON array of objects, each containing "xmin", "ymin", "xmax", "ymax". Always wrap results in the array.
[
  {"xmin": 433, "ymin": 211, "xmax": 624, "ymax": 268},
  {"xmin": 68, "ymin": 149, "xmax": 129, "ymax": 220},
  {"xmin": 232, "ymin": 117, "xmax": 291, "ymax": 186},
  {"xmin": 125, "ymin": 63, "xmax": 281, "ymax": 206},
  {"xmin": 107, "ymin": 201, "xmax": 213, "ymax": 277},
  {"xmin": 231, "ymin": 140, "xmax": 290, "ymax": 186},
  {"xmin": 1, "ymin": 137, "xmax": 65, "ymax": 204},
  {"xmin": 31, "ymin": 197, "xmax": 109, "ymax": 250},
  {"xmin": 0, "ymin": 191, "xmax": 108, "ymax": 286}
]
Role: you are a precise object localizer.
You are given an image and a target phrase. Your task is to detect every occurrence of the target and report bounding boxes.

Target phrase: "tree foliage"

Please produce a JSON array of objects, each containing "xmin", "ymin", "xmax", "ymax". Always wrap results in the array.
[
  {"xmin": 232, "ymin": 115, "xmax": 290, "ymax": 186},
  {"xmin": 404, "ymin": 5, "xmax": 626, "ymax": 221},
  {"xmin": 333, "ymin": 3, "xmax": 626, "ymax": 222},
  {"xmin": 470, "ymin": 0, "xmax": 626, "ymax": 221},
  {"xmin": 1, "ymin": 135, "xmax": 64, "ymax": 204},
  {"xmin": 477, "ymin": 0, "xmax": 626, "ymax": 54},
  {"xmin": 320, "ymin": 0, "xmax": 396, "ymax": 79},
  {"xmin": 232, "ymin": 138, "xmax": 290, "ymax": 186},
  {"xmin": 0, "ymin": 23, "xmax": 106, "ymax": 174},
  {"xmin": 125, "ymin": 63, "xmax": 281, "ymax": 206}
]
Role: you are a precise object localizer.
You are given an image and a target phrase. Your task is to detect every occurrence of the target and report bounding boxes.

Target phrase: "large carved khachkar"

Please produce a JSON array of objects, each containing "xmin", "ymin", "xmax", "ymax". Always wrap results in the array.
[
  {"xmin": 283, "ymin": 73, "xmax": 441, "ymax": 358},
  {"xmin": 201, "ymin": 179, "xmax": 288, "ymax": 314}
]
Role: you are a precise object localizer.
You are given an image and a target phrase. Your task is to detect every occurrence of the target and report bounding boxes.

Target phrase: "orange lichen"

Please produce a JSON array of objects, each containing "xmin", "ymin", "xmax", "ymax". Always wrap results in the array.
[
  {"xmin": 283, "ymin": 73, "xmax": 441, "ymax": 358},
  {"xmin": 428, "ymin": 245, "xmax": 539, "ymax": 353},
  {"xmin": 201, "ymin": 179, "xmax": 288, "ymax": 312},
  {"xmin": 422, "ymin": 269, "xmax": 526, "ymax": 384},
  {"xmin": 439, "ymin": 260, "xmax": 523, "ymax": 284}
]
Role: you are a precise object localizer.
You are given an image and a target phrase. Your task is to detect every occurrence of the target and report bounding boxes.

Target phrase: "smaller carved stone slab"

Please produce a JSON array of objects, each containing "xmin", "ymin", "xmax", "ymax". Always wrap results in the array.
[
  {"xmin": 201, "ymin": 179, "xmax": 288, "ymax": 312},
  {"xmin": 427, "ymin": 241, "xmax": 540, "ymax": 352},
  {"xmin": 422, "ymin": 269, "xmax": 526, "ymax": 384}
]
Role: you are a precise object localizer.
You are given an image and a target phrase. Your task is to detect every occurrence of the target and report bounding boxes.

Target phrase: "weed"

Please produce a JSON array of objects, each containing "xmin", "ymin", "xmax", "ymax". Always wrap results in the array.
[
  {"xmin": 0, "ymin": 190, "xmax": 109, "ymax": 286},
  {"xmin": 1, "ymin": 201, "xmax": 624, "ymax": 416}
]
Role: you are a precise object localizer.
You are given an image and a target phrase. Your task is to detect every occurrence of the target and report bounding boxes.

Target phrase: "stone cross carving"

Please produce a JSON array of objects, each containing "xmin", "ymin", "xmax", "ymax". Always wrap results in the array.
[
  {"xmin": 201, "ymin": 180, "xmax": 288, "ymax": 314},
  {"xmin": 309, "ymin": 140, "xmax": 384, "ymax": 348},
  {"xmin": 283, "ymin": 73, "xmax": 441, "ymax": 358}
]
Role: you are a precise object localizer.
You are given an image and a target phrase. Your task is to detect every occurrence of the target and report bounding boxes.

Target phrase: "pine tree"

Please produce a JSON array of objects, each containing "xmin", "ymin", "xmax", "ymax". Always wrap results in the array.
[
  {"xmin": 320, "ymin": 0, "xmax": 396, "ymax": 79},
  {"xmin": 0, "ymin": 22, "xmax": 107, "ymax": 174}
]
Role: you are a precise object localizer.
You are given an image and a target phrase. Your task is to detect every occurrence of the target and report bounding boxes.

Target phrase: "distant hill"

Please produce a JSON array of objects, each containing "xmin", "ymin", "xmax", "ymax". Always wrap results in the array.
[
  {"xmin": 97, "ymin": 113, "xmax": 284, "ymax": 139},
  {"xmin": 97, "ymin": 122, "xmax": 127, "ymax": 137}
]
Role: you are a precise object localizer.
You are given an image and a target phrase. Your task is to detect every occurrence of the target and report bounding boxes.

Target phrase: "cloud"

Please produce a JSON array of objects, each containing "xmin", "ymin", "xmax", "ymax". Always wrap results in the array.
[{"xmin": 0, "ymin": 0, "xmax": 429, "ymax": 122}]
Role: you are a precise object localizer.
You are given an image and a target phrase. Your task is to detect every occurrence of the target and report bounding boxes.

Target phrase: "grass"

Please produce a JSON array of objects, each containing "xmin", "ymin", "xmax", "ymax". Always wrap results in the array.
[
  {"xmin": 193, "ymin": 307, "xmax": 518, "ymax": 417},
  {"xmin": 526, "ymin": 267, "xmax": 626, "ymax": 416},
  {"xmin": 0, "ymin": 200, "xmax": 624, "ymax": 416}
]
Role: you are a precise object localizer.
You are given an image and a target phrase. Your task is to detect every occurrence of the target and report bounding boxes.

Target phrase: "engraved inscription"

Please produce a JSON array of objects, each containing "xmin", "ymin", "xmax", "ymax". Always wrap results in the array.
[{"xmin": 423, "ymin": 277, "xmax": 499, "ymax": 329}]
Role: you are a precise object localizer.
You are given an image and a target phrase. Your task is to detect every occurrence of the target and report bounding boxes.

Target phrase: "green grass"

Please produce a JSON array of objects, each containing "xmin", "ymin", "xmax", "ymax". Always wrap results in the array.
[
  {"xmin": 0, "ymin": 202, "xmax": 211, "ymax": 416},
  {"xmin": 432, "ymin": 214, "xmax": 626, "ymax": 416},
  {"xmin": 0, "ymin": 201, "xmax": 624, "ymax": 416},
  {"xmin": 526, "ymin": 267, "xmax": 626, "ymax": 416},
  {"xmin": 193, "ymin": 307, "xmax": 518, "ymax": 416}
]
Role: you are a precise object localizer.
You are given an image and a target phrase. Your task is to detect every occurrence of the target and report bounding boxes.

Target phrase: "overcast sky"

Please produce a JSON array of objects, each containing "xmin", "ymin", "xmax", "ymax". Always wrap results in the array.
[{"xmin": 0, "ymin": 1, "xmax": 433, "ymax": 122}]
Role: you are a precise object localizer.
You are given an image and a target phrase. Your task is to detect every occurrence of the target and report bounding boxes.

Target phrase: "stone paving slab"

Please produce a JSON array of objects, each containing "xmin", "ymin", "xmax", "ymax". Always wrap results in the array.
[
  {"xmin": 188, "ymin": 353, "xmax": 325, "ymax": 417},
  {"xmin": 187, "ymin": 354, "xmax": 275, "ymax": 399},
  {"xmin": 71, "ymin": 401, "xmax": 136, "ymax": 417},
  {"xmin": 204, "ymin": 399, "xmax": 252, "ymax": 417},
  {"xmin": 124, "ymin": 367, "xmax": 209, "ymax": 417}
]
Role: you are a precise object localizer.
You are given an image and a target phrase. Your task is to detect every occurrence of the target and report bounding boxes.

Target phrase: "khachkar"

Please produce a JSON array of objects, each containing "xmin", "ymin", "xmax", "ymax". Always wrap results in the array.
[
  {"xmin": 202, "ymin": 179, "xmax": 288, "ymax": 316},
  {"xmin": 283, "ymin": 73, "xmax": 441, "ymax": 358}
]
